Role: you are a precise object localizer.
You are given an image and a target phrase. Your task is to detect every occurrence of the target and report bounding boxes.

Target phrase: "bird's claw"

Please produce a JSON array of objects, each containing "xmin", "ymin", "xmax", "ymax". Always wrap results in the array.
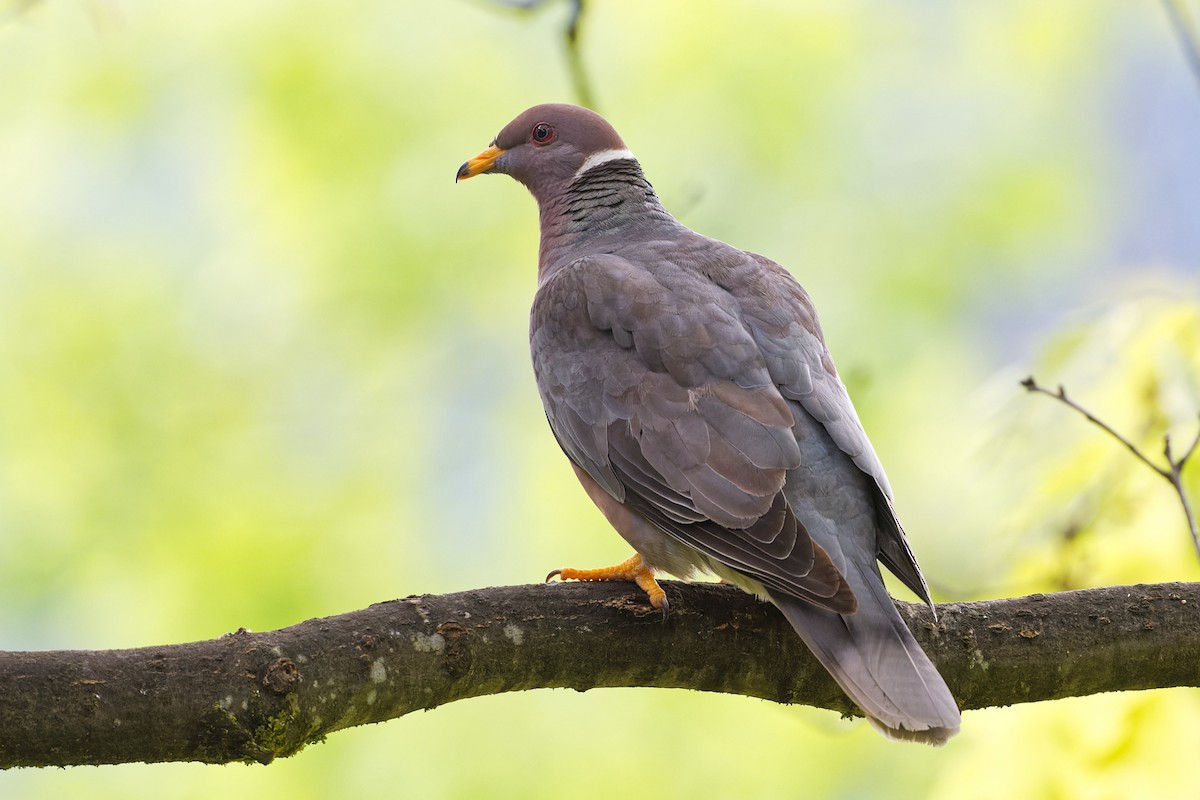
[{"xmin": 544, "ymin": 553, "xmax": 668, "ymax": 618}]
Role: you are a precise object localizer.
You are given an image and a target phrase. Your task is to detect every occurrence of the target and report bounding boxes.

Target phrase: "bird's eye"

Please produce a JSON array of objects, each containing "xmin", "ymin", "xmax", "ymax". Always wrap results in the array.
[{"xmin": 531, "ymin": 123, "xmax": 555, "ymax": 144}]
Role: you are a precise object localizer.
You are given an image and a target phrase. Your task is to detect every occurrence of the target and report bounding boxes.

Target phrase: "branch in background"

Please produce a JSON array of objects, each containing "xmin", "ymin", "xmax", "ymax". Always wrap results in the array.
[
  {"xmin": 486, "ymin": 0, "xmax": 595, "ymax": 109},
  {"xmin": 561, "ymin": 0, "xmax": 595, "ymax": 110},
  {"xmin": 1, "ymin": 580, "xmax": 1197, "ymax": 769},
  {"xmin": 1021, "ymin": 377, "xmax": 1200, "ymax": 557},
  {"xmin": 0, "ymin": 0, "xmax": 39, "ymax": 21},
  {"xmin": 1162, "ymin": 0, "xmax": 1200, "ymax": 93}
]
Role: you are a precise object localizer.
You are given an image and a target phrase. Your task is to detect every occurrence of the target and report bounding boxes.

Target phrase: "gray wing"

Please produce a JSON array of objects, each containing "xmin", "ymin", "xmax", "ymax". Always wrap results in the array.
[
  {"xmin": 736, "ymin": 251, "xmax": 932, "ymax": 607},
  {"xmin": 530, "ymin": 254, "xmax": 854, "ymax": 611}
]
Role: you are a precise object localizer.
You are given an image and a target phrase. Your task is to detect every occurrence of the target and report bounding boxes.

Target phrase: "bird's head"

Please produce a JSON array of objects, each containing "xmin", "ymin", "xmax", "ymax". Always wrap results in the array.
[{"xmin": 456, "ymin": 103, "xmax": 633, "ymax": 205}]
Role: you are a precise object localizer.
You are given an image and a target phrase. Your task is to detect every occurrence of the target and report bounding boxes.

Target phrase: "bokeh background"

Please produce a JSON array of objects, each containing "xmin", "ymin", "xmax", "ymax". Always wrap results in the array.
[{"xmin": 2, "ymin": 1, "xmax": 1199, "ymax": 797}]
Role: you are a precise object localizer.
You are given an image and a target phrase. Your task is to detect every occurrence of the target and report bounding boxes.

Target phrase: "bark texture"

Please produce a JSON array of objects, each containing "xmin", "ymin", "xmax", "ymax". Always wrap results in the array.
[{"xmin": 0, "ymin": 581, "xmax": 1196, "ymax": 768}]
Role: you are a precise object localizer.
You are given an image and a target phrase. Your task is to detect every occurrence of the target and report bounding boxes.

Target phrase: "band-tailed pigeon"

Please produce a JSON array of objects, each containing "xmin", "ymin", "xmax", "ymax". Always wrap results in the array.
[{"xmin": 456, "ymin": 104, "xmax": 960, "ymax": 744}]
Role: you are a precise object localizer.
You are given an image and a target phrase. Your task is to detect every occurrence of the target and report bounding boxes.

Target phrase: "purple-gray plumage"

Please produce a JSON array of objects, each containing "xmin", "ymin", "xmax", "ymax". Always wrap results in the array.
[{"xmin": 457, "ymin": 103, "xmax": 960, "ymax": 744}]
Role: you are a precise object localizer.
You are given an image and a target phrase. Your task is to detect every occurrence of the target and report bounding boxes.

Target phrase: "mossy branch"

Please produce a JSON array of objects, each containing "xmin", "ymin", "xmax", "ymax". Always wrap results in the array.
[{"xmin": 1, "ymin": 581, "xmax": 1197, "ymax": 768}]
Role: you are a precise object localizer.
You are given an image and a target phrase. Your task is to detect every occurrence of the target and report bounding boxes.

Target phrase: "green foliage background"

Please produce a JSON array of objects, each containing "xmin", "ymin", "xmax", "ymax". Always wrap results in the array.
[{"xmin": 1, "ymin": 1, "xmax": 1199, "ymax": 797}]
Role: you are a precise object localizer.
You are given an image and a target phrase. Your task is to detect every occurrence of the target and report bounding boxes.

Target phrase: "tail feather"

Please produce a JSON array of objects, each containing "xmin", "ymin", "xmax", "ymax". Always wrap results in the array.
[{"xmin": 767, "ymin": 563, "xmax": 960, "ymax": 745}]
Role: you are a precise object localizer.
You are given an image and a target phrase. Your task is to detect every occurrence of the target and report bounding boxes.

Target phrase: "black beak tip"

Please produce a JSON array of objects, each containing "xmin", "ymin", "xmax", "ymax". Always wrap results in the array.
[{"xmin": 455, "ymin": 162, "xmax": 470, "ymax": 183}]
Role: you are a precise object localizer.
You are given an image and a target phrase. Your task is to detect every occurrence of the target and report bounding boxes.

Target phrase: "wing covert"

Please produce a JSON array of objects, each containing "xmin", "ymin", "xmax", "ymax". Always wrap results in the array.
[{"xmin": 530, "ymin": 254, "xmax": 853, "ymax": 608}]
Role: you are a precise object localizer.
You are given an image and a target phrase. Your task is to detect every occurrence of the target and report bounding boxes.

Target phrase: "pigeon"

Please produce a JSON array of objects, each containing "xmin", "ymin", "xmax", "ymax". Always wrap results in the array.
[{"xmin": 456, "ymin": 103, "xmax": 960, "ymax": 744}]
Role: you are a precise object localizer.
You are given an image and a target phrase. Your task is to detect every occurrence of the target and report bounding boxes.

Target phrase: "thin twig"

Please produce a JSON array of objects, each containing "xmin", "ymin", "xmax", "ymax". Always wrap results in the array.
[
  {"xmin": 1022, "ymin": 376, "xmax": 1200, "ymax": 558},
  {"xmin": 1020, "ymin": 377, "xmax": 1168, "ymax": 476},
  {"xmin": 1175, "ymin": 421, "xmax": 1200, "ymax": 471},
  {"xmin": 1166, "ymin": 420, "xmax": 1200, "ymax": 553},
  {"xmin": 1162, "ymin": 0, "xmax": 1200, "ymax": 94}
]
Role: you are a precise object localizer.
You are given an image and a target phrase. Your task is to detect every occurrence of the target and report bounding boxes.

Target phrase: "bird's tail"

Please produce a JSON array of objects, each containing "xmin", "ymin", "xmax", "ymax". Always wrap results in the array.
[{"xmin": 767, "ymin": 562, "xmax": 960, "ymax": 745}]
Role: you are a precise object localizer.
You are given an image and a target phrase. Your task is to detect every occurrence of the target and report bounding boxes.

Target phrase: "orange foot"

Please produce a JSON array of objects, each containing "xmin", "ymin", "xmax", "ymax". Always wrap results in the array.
[{"xmin": 546, "ymin": 553, "xmax": 669, "ymax": 616}]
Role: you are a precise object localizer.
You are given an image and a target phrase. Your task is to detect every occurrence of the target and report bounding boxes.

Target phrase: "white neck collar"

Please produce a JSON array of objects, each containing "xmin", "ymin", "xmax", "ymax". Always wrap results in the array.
[{"xmin": 573, "ymin": 148, "xmax": 637, "ymax": 180}]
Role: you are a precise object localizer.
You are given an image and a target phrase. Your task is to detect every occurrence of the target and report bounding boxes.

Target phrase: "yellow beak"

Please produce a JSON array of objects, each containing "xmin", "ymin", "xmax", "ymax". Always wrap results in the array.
[{"xmin": 456, "ymin": 144, "xmax": 506, "ymax": 182}]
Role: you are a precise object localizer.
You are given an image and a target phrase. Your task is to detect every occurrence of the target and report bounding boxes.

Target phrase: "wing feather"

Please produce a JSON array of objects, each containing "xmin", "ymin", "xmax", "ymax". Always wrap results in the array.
[
  {"xmin": 530, "ymin": 254, "xmax": 854, "ymax": 610},
  {"xmin": 738, "ymin": 251, "xmax": 932, "ymax": 606}
]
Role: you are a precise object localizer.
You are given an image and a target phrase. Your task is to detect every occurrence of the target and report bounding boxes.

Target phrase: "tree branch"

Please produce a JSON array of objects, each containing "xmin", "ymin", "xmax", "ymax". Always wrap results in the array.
[
  {"xmin": 484, "ymin": 0, "xmax": 595, "ymax": 108},
  {"xmin": 0, "ymin": 581, "xmax": 1196, "ymax": 768}
]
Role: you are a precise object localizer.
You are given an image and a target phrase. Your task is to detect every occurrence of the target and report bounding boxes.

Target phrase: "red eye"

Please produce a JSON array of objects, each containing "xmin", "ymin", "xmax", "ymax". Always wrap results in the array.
[{"xmin": 531, "ymin": 123, "xmax": 555, "ymax": 144}]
